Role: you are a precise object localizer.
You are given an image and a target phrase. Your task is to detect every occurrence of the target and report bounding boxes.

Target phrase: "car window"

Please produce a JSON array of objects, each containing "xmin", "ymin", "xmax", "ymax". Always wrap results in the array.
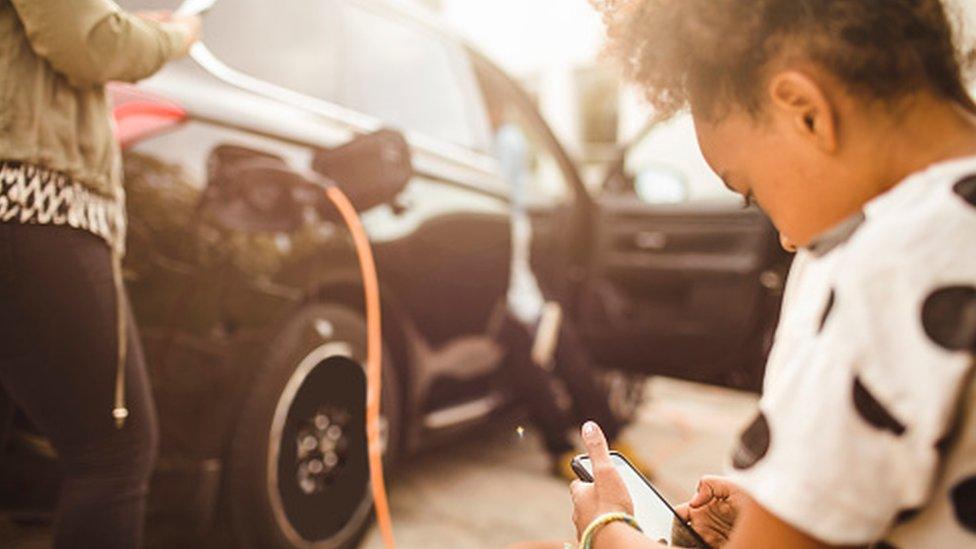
[
  {"xmin": 488, "ymin": 108, "xmax": 572, "ymax": 206},
  {"xmin": 202, "ymin": 0, "xmax": 342, "ymax": 103},
  {"xmin": 336, "ymin": 2, "xmax": 490, "ymax": 151},
  {"xmin": 477, "ymin": 62, "xmax": 575, "ymax": 206},
  {"xmin": 625, "ymin": 114, "xmax": 739, "ymax": 205}
]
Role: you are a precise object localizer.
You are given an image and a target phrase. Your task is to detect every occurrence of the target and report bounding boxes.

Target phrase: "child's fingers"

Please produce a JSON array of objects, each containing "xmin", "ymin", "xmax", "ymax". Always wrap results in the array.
[
  {"xmin": 581, "ymin": 421, "xmax": 614, "ymax": 483},
  {"xmin": 674, "ymin": 502, "xmax": 691, "ymax": 521}
]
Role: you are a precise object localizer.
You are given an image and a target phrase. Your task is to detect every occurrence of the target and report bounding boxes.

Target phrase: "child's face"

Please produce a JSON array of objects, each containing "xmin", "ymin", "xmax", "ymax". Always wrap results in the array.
[{"xmin": 693, "ymin": 105, "xmax": 841, "ymax": 249}]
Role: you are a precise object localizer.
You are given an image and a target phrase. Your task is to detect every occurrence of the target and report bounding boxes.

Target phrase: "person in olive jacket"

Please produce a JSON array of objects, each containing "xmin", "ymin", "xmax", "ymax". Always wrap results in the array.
[{"xmin": 0, "ymin": 1, "xmax": 198, "ymax": 546}]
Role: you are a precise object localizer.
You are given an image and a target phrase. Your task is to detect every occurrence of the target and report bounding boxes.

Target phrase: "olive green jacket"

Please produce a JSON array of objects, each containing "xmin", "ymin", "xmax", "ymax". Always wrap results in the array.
[{"xmin": 0, "ymin": 0, "xmax": 188, "ymax": 199}]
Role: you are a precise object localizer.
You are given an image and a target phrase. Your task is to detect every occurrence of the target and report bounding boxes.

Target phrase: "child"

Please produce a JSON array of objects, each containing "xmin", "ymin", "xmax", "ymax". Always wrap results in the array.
[{"xmin": 565, "ymin": 1, "xmax": 976, "ymax": 547}]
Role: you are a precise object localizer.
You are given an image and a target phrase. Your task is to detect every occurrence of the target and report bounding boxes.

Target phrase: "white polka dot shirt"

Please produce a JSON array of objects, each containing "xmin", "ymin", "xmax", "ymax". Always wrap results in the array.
[{"xmin": 726, "ymin": 156, "xmax": 976, "ymax": 547}]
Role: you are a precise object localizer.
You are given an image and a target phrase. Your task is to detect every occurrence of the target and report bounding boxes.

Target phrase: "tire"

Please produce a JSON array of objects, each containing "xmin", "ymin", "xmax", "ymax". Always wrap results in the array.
[{"xmin": 225, "ymin": 303, "xmax": 401, "ymax": 549}]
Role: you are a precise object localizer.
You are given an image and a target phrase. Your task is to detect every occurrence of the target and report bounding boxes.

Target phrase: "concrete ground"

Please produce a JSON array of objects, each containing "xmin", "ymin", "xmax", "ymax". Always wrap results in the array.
[
  {"xmin": 361, "ymin": 378, "xmax": 758, "ymax": 548},
  {"xmin": 0, "ymin": 378, "xmax": 758, "ymax": 548}
]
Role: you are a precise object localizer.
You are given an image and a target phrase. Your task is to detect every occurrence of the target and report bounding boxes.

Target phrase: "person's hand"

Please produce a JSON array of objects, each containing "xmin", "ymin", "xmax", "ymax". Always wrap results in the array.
[
  {"xmin": 169, "ymin": 14, "xmax": 202, "ymax": 58},
  {"xmin": 136, "ymin": 10, "xmax": 172, "ymax": 22},
  {"xmin": 673, "ymin": 475, "xmax": 749, "ymax": 548},
  {"xmin": 569, "ymin": 421, "xmax": 633, "ymax": 539},
  {"xmin": 138, "ymin": 10, "xmax": 201, "ymax": 58}
]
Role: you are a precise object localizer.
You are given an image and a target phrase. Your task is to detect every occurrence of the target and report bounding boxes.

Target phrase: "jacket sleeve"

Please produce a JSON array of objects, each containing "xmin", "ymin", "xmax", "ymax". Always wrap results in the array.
[{"xmin": 10, "ymin": 0, "xmax": 188, "ymax": 88}]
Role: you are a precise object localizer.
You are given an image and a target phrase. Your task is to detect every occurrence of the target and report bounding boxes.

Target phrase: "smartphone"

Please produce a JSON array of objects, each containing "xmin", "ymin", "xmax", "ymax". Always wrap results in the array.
[{"xmin": 572, "ymin": 452, "xmax": 710, "ymax": 548}]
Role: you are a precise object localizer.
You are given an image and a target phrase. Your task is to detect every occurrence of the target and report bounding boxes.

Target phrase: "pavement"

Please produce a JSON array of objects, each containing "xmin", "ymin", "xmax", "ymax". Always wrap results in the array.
[
  {"xmin": 361, "ymin": 377, "xmax": 758, "ymax": 548},
  {"xmin": 0, "ymin": 377, "xmax": 758, "ymax": 548}
]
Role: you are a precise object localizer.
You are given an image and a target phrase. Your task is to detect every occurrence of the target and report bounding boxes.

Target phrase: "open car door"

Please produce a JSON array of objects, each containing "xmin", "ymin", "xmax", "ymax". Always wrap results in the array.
[{"xmin": 577, "ymin": 115, "xmax": 793, "ymax": 391}]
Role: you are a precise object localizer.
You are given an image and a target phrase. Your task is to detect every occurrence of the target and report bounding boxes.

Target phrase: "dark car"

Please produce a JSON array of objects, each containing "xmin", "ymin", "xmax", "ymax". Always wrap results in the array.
[{"xmin": 0, "ymin": 1, "xmax": 790, "ymax": 547}]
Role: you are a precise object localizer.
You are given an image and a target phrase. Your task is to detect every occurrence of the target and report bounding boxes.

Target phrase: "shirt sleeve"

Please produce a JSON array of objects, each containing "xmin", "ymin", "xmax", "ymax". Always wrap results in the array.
[
  {"xmin": 726, "ymin": 259, "xmax": 973, "ymax": 545},
  {"xmin": 10, "ymin": 0, "xmax": 188, "ymax": 88}
]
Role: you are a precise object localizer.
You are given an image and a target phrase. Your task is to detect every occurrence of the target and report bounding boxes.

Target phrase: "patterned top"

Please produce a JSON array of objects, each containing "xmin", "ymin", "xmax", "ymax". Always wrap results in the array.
[
  {"xmin": 726, "ymin": 155, "xmax": 976, "ymax": 547},
  {"xmin": 0, "ymin": 160, "xmax": 126, "ymax": 254}
]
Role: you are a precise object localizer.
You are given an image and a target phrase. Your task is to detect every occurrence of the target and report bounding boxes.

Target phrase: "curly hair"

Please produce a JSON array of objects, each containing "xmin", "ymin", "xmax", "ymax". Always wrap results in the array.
[{"xmin": 592, "ymin": 0, "xmax": 976, "ymax": 120}]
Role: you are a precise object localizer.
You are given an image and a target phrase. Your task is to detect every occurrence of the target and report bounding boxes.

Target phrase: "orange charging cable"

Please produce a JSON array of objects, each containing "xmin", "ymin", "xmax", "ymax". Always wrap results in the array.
[{"xmin": 324, "ymin": 185, "xmax": 396, "ymax": 549}]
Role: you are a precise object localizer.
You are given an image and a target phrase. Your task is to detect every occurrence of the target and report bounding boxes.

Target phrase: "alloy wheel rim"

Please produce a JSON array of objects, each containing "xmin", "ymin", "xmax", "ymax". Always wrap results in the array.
[{"xmin": 267, "ymin": 342, "xmax": 375, "ymax": 548}]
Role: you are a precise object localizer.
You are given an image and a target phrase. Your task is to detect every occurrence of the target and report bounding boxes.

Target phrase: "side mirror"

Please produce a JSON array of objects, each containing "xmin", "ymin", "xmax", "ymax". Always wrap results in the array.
[
  {"xmin": 312, "ymin": 129, "xmax": 413, "ymax": 212},
  {"xmin": 634, "ymin": 166, "xmax": 689, "ymax": 205}
]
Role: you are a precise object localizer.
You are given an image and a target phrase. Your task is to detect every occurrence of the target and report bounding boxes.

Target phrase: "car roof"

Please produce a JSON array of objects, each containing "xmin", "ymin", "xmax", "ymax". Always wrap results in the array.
[
  {"xmin": 122, "ymin": 0, "xmax": 460, "ymax": 41},
  {"xmin": 121, "ymin": 0, "xmax": 506, "ymax": 90}
]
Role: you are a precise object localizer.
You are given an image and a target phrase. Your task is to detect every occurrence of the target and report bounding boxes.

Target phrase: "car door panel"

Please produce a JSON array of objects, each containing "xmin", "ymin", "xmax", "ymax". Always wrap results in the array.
[
  {"xmin": 370, "ymin": 203, "xmax": 511, "ymax": 346},
  {"xmin": 580, "ymin": 195, "xmax": 783, "ymax": 385}
]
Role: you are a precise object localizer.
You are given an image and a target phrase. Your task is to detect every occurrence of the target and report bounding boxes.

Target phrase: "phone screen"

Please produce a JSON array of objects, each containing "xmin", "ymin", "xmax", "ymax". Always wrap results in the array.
[{"xmin": 577, "ymin": 453, "xmax": 708, "ymax": 548}]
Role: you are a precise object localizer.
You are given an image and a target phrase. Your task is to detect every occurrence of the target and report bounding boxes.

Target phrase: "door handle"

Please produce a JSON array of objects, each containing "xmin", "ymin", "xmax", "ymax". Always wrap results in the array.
[
  {"xmin": 391, "ymin": 195, "xmax": 412, "ymax": 215},
  {"xmin": 759, "ymin": 269, "xmax": 784, "ymax": 291},
  {"xmin": 634, "ymin": 230, "xmax": 668, "ymax": 251}
]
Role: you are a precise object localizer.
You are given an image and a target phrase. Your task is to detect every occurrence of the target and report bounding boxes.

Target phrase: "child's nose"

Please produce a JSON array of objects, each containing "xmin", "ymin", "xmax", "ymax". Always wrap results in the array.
[{"xmin": 779, "ymin": 233, "xmax": 798, "ymax": 252}]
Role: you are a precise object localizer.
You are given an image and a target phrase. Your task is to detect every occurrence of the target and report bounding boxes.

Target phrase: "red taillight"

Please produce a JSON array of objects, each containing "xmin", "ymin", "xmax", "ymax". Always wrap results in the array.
[{"xmin": 109, "ymin": 83, "xmax": 187, "ymax": 150}]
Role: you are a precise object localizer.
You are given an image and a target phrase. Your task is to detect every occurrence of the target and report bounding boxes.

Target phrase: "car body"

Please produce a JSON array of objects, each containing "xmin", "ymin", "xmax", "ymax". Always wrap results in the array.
[{"xmin": 0, "ymin": 0, "xmax": 791, "ymax": 547}]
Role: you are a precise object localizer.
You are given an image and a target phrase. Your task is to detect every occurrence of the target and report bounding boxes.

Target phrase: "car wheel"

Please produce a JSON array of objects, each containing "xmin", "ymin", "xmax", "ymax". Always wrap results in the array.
[{"xmin": 225, "ymin": 303, "xmax": 401, "ymax": 549}]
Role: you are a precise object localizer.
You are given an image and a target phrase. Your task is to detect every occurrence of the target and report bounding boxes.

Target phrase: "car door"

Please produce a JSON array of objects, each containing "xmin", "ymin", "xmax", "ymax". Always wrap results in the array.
[
  {"xmin": 331, "ymin": 0, "xmax": 511, "ymax": 346},
  {"xmin": 578, "ymin": 115, "xmax": 792, "ymax": 390},
  {"xmin": 468, "ymin": 51, "xmax": 593, "ymax": 305}
]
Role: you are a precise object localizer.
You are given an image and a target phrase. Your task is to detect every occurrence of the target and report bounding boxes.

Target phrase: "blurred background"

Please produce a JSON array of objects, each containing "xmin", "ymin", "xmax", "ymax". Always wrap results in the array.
[
  {"xmin": 2, "ymin": 1, "xmax": 975, "ymax": 548},
  {"xmin": 442, "ymin": 0, "xmax": 976, "ymax": 196}
]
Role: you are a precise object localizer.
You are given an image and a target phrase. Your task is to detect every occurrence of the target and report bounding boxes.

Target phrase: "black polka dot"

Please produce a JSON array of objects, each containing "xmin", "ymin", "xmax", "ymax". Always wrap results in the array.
[
  {"xmin": 954, "ymin": 175, "xmax": 976, "ymax": 208},
  {"xmin": 921, "ymin": 286, "xmax": 976, "ymax": 352},
  {"xmin": 818, "ymin": 289, "xmax": 835, "ymax": 333},
  {"xmin": 853, "ymin": 376, "xmax": 906, "ymax": 436},
  {"xmin": 951, "ymin": 476, "xmax": 976, "ymax": 532},
  {"xmin": 872, "ymin": 542, "xmax": 898, "ymax": 549},
  {"xmin": 895, "ymin": 507, "xmax": 921, "ymax": 525},
  {"xmin": 732, "ymin": 413, "xmax": 770, "ymax": 470}
]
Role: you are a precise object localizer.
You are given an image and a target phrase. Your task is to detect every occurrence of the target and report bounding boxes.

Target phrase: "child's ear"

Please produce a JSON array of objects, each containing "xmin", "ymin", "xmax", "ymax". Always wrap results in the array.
[{"xmin": 768, "ymin": 70, "xmax": 838, "ymax": 153}]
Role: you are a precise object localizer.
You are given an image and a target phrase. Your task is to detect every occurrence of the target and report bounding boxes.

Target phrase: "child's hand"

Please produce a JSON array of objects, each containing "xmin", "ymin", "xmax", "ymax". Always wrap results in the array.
[
  {"xmin": 569, "ymin": 421, "xmax": 634, "ymax": 538},
  {"xmin": 674, "ymin": 475, "xmax": 749, "ymax": 548}
]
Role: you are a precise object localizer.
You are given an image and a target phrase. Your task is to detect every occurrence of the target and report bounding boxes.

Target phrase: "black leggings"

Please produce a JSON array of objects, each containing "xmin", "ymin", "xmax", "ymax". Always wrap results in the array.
[
  {"xmin": 498, "ymin": 311, "xmax": 622, "ymax": 455},
  {"xmin": 0, "ymin": 223, "xmax": 158, "ymax": 549}
]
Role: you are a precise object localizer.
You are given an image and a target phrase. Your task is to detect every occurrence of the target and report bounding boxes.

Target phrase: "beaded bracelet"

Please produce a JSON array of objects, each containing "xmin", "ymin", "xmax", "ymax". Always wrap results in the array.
[{"xmin": 579, "ymin": 511, "xmax": 643, "ymax": 549}]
